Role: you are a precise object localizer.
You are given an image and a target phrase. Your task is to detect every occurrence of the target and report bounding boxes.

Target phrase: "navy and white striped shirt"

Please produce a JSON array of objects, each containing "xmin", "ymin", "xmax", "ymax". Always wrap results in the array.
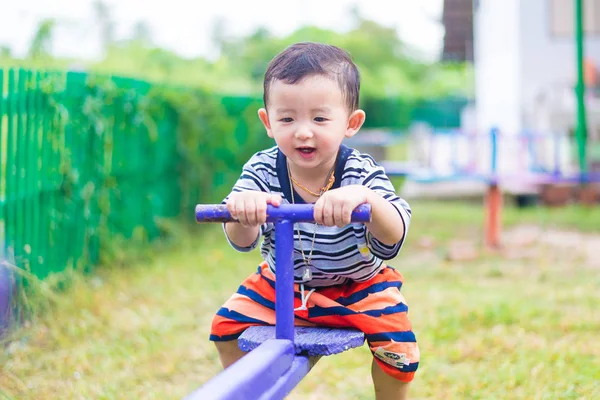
[{"xmin": 222, "ymin": 144, "xmax": 411, "ymax": 288}]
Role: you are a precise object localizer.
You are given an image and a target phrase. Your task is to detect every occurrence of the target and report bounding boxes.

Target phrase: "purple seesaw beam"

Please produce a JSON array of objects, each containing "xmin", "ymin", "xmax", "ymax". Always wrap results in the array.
[
  {"xmin": 195, "ymin": 203, "xmax": 372, "ymax": 224},
  {"xmin": 185, "ymin": 203, "xmax": 371, "ymax": 400}
]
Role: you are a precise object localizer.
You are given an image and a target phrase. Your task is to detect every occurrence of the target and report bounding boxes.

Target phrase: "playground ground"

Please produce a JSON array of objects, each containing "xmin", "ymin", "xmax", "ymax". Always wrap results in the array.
[{"xmin": 1, "ymin": 200, "xmax": 599, "ymax": 399}]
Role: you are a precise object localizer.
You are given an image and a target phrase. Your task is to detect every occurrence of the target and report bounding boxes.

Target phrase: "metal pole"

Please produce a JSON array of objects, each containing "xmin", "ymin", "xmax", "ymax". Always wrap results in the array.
[
  {"xmin": 575, "ymin": 0, "xmax": 588, "ymax": 178},
  {"xmin": 490, "ymin": 127, "xmax": 498, "ymax": 182},
  {"xmin": 485, "ymin": 127, "xmax": 501, "ymax": 249},
  {"xmin": 275, "ymin": 219, "xmax": 295, "ymax": 341}
]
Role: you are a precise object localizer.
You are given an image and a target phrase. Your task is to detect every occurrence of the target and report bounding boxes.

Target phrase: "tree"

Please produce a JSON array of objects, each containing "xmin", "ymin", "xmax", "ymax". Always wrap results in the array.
[
  {"xmin": 132, "ymin": 21, "xmax": 152, "ymax": 45},
  {"xmin": 28, "ymin": 19, "xmax": 55, "ymax": 60},
  {"xmin": 0, "ymin": 46, "xmax": 12, "ymax": 59},
  {"xmin": 211, "ymin": 17, "xmax": 228, "ymax": 56},
  {"xmin": 93, "ymin": 1, "xmax": 115, "ymax": 53}
]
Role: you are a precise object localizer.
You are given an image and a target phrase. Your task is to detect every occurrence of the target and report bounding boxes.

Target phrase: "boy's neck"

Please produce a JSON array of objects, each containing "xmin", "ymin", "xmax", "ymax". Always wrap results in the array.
[
  {"xmin": 287, "ymin": 157, "xmax": 337, "ymax": 198},
  {"xmin": 288, "ymin": 162, "xmax": 333, "ymax": 184}
]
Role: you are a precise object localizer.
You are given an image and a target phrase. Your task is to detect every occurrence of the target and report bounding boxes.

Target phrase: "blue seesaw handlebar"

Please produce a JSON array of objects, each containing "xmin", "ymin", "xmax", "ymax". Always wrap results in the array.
[{"xmin": 195, "ymin": 203, "xmax": 372, "ymax": 223}]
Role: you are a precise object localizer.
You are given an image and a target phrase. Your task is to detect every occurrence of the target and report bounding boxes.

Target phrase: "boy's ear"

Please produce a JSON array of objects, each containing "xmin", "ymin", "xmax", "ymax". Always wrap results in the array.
[
  {"xmin": 345, "ymin": 109, "xmax": 366, "ymax": 138},
  {"xmin": 258, "ymin": 108, "xmax": 274, "ymax": 138}
]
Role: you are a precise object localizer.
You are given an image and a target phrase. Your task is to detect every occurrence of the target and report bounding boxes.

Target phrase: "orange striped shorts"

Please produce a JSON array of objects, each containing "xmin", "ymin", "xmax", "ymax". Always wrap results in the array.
[{"xmin": 210, "ymin": 262, "xmax": 420, "ymax": 382}]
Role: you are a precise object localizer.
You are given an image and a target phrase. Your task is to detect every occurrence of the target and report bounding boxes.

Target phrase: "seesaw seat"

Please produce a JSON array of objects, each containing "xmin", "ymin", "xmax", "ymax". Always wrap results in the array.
[{"xmin": 238, "ymin": 326, "xmax": 365, "ymax": 357}]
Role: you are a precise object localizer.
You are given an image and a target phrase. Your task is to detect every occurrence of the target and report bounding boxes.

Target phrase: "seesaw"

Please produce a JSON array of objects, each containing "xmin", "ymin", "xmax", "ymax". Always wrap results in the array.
[{"xmin": 184, "ymin": 203, "xmax": 372, "ymax": 400}]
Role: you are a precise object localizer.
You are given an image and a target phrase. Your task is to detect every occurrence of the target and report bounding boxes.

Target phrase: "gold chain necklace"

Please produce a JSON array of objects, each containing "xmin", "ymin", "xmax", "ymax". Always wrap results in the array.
[
  {"xmin": 287, "ymin": 161, "xmax": 336, "ymax": 281},
  {"xmin": 290, "ymin": 173, "xmax": 335, "ymax": 197}
]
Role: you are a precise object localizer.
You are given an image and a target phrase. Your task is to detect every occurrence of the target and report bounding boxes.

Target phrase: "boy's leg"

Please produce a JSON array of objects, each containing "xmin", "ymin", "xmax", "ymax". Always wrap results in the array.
[
  {"xmin": 299, "ymin": 266, "xmax": 419, "ymax": 399},
  {"xmin": 372, "ymin": 359, "xmax": 410, "ymax": 400},
  {"xmin": 365, "ymin": 268, "xmax": 418, "ymax": 400},
  {"xmin": 209, "ymin": 262, "xmax": 315, "ymax": 370},
  {"xmin": 209, "ymin": 264, "xmax": 273, "ymax": 370},
  {"xmin": 214, "ymin": 339, "xmax": 246, "ymax": 368}
]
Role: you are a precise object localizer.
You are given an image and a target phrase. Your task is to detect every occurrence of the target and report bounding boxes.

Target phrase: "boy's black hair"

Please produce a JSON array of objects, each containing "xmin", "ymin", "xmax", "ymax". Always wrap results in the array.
[{"xmin": 263, "ymin": 42, "xmax": 360, "ymax": 111}]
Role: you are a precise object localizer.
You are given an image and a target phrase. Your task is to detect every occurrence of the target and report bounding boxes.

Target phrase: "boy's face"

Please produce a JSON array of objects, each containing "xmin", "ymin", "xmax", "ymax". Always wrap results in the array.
[{"xmin": 258, "ymin": 74, "xmax": 365, "ymax": 175}]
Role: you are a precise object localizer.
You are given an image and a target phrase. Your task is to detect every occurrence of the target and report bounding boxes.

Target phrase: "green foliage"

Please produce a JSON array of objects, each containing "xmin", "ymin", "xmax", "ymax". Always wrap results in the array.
[
  {"xmin": 150, "ymin": 88, "xmax": 271, "ymax": 210},
  {"xmin": 2, "ymin": 12, "xmax": 474, "ymax": 101},
  {"xmin": 212, "ymin": 19, "xmax": 473, "ymax": 100},
  {"xmin": 88, "ymin": 18, "xmax": 473, "ymax": 129},
  {"xmin": 2, "ymin": 13, "xmax": 475, "ymax": 131}
]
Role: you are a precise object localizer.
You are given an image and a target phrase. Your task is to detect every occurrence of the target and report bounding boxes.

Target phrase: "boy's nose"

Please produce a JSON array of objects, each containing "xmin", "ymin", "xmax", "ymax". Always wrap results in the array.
[{"xmin": 294, "ymin": 126, "xmax": 313, "ymax": 140}]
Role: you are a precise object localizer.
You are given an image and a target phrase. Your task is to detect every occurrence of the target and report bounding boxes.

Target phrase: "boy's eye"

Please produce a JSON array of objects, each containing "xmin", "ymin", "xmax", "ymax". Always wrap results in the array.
[
  {"xmin": 314, "ymin": 117, "xmax": 327, "ymax": 122},
  {"xmin": 280, "ymin": 117, "xmax": 293, "ymax": 123}
]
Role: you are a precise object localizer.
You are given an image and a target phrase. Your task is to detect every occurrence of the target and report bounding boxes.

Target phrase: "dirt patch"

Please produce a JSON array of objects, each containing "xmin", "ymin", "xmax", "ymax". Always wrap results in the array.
[
  {"xmin": 540, "ymin": 184, "xmax": 600, "ymax": 206},
  {"xmin": 411, "ymin": 225, "xmax": 600, "ymax": 268},
  {"xmin": 501, "ymin": 225, "xmax": 600, "ymax": 268}
]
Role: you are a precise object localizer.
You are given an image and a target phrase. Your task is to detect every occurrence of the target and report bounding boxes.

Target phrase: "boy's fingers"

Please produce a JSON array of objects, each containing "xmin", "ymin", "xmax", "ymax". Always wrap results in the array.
[
  {"xmin": 332, "ymin": 202, "xmax": 342, "ymax": 227},
  {"xmin": 244, "ymin": 198, "xmax": 257, "ymax": 226},
  {"xmin": 227, "ymin": 199, "xmax": 237, "ymax": 220},
  {"xmin": 253, "ymin": 199, "xmax": 263, "ymax": 226},
  {"xmin": 322, "ymin": 197, "xmax": 334, "ymax": 226},
  {"xmin": 256, "ymin": 200, "xmax": 268, "ymax": 224},
  {"xmin": 341, "ymin": 202, "xmax": 353, "ymax": 226},
  {"xmin": 341, "ymin": 202, "xmax": 352, "ymax": 227},
  {"xmin": 235, "ymin": 200, "xmax": 248, "ymax": 226},
  {"xmin": 313, "ymin": 198, "xmax": 324, "ymax": 224},
  {"xmin": 267, "ymin": 194, "xmax": 282, "ymax": 206}
]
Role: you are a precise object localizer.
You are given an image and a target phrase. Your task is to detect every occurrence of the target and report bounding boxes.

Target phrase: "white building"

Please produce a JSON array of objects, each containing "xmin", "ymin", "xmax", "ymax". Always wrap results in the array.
[
  {"xmin": 474, "ymin": 0, "xmax": 600, "ymax": 133},
  {"xmin": 472, "ymin": 0, "xmax": 600, "ymax": 177}
]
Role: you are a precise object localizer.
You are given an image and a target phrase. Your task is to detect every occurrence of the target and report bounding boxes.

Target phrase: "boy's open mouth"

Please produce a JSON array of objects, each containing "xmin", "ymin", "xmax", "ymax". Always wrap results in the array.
[
  {"xmin": 297, "ymin": 147, "xmax": 315, "ymax": 154},
  {"xmin": 296, "ymin": 146, "xmax": 316, "ymax": 159}
]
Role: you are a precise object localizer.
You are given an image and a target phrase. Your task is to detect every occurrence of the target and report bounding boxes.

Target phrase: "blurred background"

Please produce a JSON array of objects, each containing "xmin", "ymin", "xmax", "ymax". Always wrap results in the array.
[
  {"xmin": 0, "ymin": 0, "xmax": 461, "ymax": 93},
  {"xmin": 1, "ymin": 1, "xmax": 599, "ymax": 399}
]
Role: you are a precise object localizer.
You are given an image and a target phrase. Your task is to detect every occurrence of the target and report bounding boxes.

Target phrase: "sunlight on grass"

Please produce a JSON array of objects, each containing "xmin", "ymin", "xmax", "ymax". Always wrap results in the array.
[{"xmin": 1, "ymin": 202, "xmax": 600, "ymax": 399}]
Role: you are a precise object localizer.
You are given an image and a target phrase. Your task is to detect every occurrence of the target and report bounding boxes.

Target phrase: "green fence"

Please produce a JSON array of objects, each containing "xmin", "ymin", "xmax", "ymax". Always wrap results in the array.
[{"xmin": 0, "ymin": 69, "xmax": 182, "ymax": 280}]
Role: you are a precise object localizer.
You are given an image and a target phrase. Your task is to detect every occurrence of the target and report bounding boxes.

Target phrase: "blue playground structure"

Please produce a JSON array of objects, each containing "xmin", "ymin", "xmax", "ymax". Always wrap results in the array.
[
  {"xmin": 378, "ymin": 128, "xmax": 600, "ymax": 186},
  {"xmin": 186, "ymin": 203, "xmax": 372, "ymax": 400}
]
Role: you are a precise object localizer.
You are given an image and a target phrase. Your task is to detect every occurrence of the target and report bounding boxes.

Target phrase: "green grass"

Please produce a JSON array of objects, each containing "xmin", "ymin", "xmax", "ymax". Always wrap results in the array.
[{"xmin": 1, "ymin": 202, "xmax": 600, "ymax": 399}]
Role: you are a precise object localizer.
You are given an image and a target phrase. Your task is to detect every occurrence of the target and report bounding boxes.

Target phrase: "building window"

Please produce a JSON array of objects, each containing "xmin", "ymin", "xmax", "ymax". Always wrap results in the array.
[{"xmin": 550, "ymin": 0, "xmax": 600, "ymax": 36}]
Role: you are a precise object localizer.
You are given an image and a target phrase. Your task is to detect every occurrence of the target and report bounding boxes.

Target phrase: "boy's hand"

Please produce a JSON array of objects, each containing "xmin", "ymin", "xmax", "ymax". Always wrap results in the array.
[
  {"xmin": 226, "ymin": 191, "xmax": 282, "ymax": 227},
  {"xmin": 314, "ymin": 185, "xmax": 370, "ymax": 227}
]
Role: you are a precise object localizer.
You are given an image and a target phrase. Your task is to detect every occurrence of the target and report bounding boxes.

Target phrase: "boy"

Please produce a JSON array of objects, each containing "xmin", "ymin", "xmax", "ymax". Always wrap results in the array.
[{"xmin": 210, "ymin": 42, "xmax": 419, "ymax": 400}]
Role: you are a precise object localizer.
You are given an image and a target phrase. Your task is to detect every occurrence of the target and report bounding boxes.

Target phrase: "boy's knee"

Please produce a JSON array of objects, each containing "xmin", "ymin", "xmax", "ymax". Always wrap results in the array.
[
  {"xmin": 214, "ymin": 340, "xmax": 246, "ymax": 368},
  {"xmin": 214, "ymin": 339, "xmax": 239, "ymax": 354}
]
